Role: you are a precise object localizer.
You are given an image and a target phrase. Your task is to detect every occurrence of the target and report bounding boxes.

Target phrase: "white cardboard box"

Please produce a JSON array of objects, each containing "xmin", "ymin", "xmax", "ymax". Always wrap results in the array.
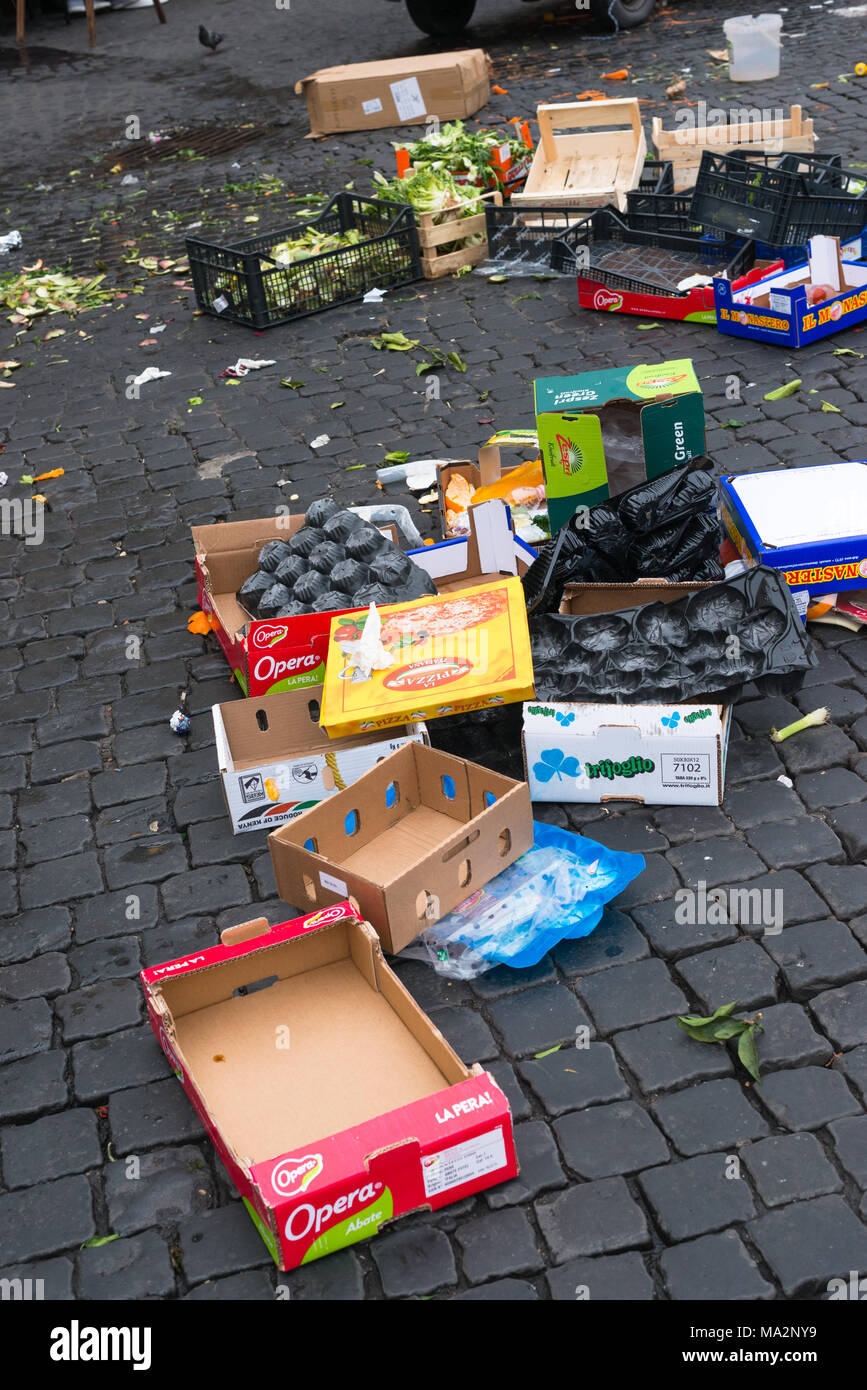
[
  {"xmin": 523, "ymin": 700, "xmax": 731, "ymax": 806},
  {"xmin": 214, "ymin": 687, "xmax": 427, "ymax": 834}
]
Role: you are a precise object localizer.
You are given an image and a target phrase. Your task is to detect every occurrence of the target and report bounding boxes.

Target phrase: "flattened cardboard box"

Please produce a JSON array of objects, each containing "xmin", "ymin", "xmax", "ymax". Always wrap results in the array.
[
  {"xmin": 213, "ymin": 685, "xmax": 428, "ymax": 834},
  {"xmin": 295, "ymin": 51, "xmax": 491, "ymax": 138},
  {"xmin": 141, "ymin": 901, "xmax": 517, "ymax": 1271},
  {"xmin": 268, "ymin": 742, "xmax": 534, "ymax": 954},
  {"xmin": 524, "ymin": 700, "xmax": 731, "ymax": 806}
]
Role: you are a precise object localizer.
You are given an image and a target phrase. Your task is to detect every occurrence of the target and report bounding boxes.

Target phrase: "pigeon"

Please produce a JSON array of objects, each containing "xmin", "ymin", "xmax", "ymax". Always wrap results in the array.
[{"xmin": 198, "ymin": 24, "xmax": 224, "ymax": 55}]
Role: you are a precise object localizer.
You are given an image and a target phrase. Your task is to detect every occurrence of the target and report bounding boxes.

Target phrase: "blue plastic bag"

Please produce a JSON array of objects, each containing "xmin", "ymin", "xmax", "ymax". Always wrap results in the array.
[{"xmin": 400, "ymin": 820, "xmax": 644, "ymax": 979}]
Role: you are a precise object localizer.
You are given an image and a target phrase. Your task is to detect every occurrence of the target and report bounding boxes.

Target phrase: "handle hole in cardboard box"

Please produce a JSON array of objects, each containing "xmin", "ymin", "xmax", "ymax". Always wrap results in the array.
[
  {"xmin": 233, "ymin": 974, "xmax": 279, "ymax": 998},
  {"xmin": 498, "ymin": 828, "xmax": 511, "ymax": 857},
  {"xmin": 442, "ymin": 774, "xmax": 456, "ymax": 801},
  {"xmin": 307, "ymin": 698, "xmax": 320, "ymax": 722},
  {"xmin": 442, "ymin": 828, "xmax": 480, "ymax": 863},
  {"xmin": 458, "ymin": 858, "xmax": 472, "ymax": 888},
  {"xmin": 304, "ymin": 837, "xmax": 318, "ymax": 853},
  {"xmin": 385, "ymin": 780, "xmax": 399, "ymax": 808},
  {"xmin": 255, "ymin": 708, "xmax": 269, "ymax": 732},
  {"xmin": 485, "ymin": 790, "xmax": 497, "ymax": 807},
  {"xmin": 344, "ymin": 809, "xmax": 360, "ymax": 836},
  {"xmin": 416, "ymin": 889, "xmax": 439, "ymax": 921},
  {"xmin": 303, "ymin": 873, "xmax": 317, "ymax": 902}
]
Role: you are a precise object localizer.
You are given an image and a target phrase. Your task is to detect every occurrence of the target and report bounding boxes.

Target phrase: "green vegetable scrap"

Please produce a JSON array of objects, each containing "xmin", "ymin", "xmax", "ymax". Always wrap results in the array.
[
  {"xmin": 763, "ymin": 379, "xmax": 801, "ymax": 401},
  {"xmin": 676, "ymin": 1002, "xmax": 764, "ymax": 1083},
  {"xmin": 389, "ymin": 119, "xmax": 529, "ymax": 191},
  {"xmin": 0, "ymin": 268, "xmax": 117, "ymax": 324}
]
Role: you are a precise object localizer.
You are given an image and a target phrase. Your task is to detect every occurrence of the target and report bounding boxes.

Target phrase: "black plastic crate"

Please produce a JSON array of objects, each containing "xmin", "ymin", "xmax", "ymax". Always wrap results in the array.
[
  {"xmin": 689, "ymin": 150, "xmax": 867, "ymax": 246},
  {"xmin": 483, "ymin": 161, "xmax": 674, "ymax": 271},
  {"xmin": 186, "ymin": 193, "xmax": 421, "ymax": 329},
  {"xmin": 626, "ymin": 190, "xmax": 698, "ymax": 236},
  {"xmin": 550, "ymin": 206, "xmax": 752, "ymax": 295},
  {"xmin": 484, "ymin": 202, "xmax": 593, "ymax": 271}
]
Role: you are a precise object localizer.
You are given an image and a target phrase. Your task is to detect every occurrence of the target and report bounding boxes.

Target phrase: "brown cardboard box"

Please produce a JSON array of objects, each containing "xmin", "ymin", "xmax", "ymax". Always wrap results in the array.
[
  {"xmin": 213, "ymin": 685, "xmax": 428, "ymax": 834},
  {"xmin": 268, "ymin": 742, "xmax": 533, "ymax": 954},
  {"xmin": 295, "ymin": 51, "xmax": 491, "ymax": 138}
]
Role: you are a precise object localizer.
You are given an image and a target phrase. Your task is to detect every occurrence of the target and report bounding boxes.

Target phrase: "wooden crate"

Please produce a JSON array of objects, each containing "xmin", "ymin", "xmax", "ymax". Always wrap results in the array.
[
  {"xmin": 512, "ymin": 99, "xmax": 647, "ymax": 213},
  {"xmin": 652, "ymin": 105, "xmax": 816, "ymax": 192},
  {"xmin": 416, "ymin": 202, "xmax": 489, "ymax": 279}
]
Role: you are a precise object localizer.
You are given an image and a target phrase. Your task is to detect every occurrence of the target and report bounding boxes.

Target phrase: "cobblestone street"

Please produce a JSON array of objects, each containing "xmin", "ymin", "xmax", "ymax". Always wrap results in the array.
[{"xmin": 1, "ymin": 0, "xmax": 867, "ymax": 1304}]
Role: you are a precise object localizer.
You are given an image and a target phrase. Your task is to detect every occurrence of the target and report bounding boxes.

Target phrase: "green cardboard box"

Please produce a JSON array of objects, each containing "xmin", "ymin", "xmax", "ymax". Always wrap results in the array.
[{"xmin": 533, "ymin": 359, "xmax": 706, "ymax": 533}]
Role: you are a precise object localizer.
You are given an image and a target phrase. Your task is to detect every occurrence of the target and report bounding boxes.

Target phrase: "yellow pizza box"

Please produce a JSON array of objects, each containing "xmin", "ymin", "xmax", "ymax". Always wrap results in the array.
[{"xmin": 320, "ymin": 577, "xmax": 535, "ymax": 738}]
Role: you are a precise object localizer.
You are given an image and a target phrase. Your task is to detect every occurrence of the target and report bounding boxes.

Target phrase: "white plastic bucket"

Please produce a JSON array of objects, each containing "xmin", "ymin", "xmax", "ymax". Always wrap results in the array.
[{"xmin": 724, "ymin": 14, "xmax": 784, "ymax": 81}]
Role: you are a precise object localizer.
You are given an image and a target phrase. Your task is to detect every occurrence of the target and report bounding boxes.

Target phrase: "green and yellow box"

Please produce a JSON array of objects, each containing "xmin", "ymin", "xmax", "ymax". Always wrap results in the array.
[{"xmin": 533, "ymin": 359, "xmax": 706, "ymax": 533}]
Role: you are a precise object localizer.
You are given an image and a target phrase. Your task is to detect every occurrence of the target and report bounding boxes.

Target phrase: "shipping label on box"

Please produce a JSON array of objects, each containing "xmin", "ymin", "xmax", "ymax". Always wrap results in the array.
[
  {"xmin": 523, "ymin": 700, "xmax": 731, "ymax": 806},
  {"xmin": 213, "ymin": 687, "xmax": 427, "ymax": 834},
  {"xmin": 141, "ymin": 901, "xmax": 518, "ymax": 1271},
  {"xmin": 533, "ymin": 360, "xmax": 705, "ymax": 532}
]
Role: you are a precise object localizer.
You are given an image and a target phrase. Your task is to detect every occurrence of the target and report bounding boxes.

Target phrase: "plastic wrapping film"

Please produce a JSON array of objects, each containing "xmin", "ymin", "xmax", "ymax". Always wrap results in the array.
[
  {"xmin": 399, "ymin": 821, "xmax": 645, "ymax": 979},
  {"xmin": 530, "ymin": 565, "xmax": 817, "ymax": 706},
  {"xmin": 522, "ymin": 458, "xmax": 723, "ymax": 613}
]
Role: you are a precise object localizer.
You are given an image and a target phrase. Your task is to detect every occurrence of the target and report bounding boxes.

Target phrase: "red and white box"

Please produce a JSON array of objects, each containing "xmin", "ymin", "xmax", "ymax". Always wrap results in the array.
[{"xmin": 141, "ymin": 901, "xmax": 518, "ymax": 1270}]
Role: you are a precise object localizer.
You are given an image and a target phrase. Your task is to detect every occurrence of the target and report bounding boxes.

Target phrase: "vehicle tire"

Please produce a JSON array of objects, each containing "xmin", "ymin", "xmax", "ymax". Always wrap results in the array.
[
  {"xmin": 590, "ymin": 0, "xmax": 656, "ymax": 29},
  {"xmin": 405, "ymin": 0, "xmax": 477, "ymax": 37}
]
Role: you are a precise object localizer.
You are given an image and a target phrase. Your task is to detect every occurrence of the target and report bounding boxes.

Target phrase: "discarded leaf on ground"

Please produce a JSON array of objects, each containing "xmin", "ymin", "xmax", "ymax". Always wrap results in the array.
[
  {"xmin": 676, "ymin": 1001, "xmax": 764, "ymax": 1082},
  {"xmin": 821, "ymin": 400, "xmax": 842, "ymax": 412},
  {"xmin": 707, "ymin": 48, "xmax": 729, "ymax": 61},
  {"xmin": 763, "ymin": 379, "xmax": 801, "ymax": 400},
  {"xmin": 636, "ymin": 321, "xmax": 662, "ymax": 330},
  {"xmin": 330, "ymin": 401, "xmax": 344, "ymax": 409},
  {"xmin": 81, "ymin": 1235, "xmax": 120, "ymax": 1248},
  {"xmin": 281, "ymin": 379, "xmax": 305, "ymax": 389},
  {"xmin": 666, "ymin": 79, "xmax": 687, "ymax": 99},
  {"xmin": 370, "ymin": 331, "xmax": 419, "ymax": 351},
  {"xmin": 833, "ymin": 347, "xmax": 863, "ymax": 358},
  {"xmin": 534, "ymin": 1045, "xmax": 562, "ymax": 1059}
]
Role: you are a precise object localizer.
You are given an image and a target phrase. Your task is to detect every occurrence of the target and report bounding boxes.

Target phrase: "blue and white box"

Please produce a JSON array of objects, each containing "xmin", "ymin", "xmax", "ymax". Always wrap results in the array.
[{"xmin": 523, "ymin": 701, "xmax": 731, "ymax": 806}]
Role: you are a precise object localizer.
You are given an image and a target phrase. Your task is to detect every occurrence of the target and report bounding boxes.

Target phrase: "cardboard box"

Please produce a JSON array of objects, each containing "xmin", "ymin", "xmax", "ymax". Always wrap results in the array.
[
  {"xmin": 714, "ymin": 235, "xmax": 867, "ymax": 348},
  {"xmin": 524, "ymin": 700, "xmax": 731, "ymax": 806},
  {"xmin": 437, "ymin": 429, "xmax": 541, "ymax": 539},
  {"xmin": 295, "ymin": 52, "xmax": 490, "ymax": 139},
  {"xmin": 533, "ymin": 360, "xmax": 706, "ymax": 533},
  {"xmin": 414, "ymin": 499, "xmax": 536, "ymax": 589},
  {"xmin": 213, "ymin": 686, "xmax": 428, "ymax": 834},
  {"xmin": 268, "ymin": 743, "xmax": 533, "ymax": 954},
  {"xmin": 193, "ymin": 507, "xmax": 534, "ymax": 699},
  {"xmin": 720, "ymin": 462, "xmax": 867, "ymax": 619},
  {"xmin": 141, "ymin": 901, "xmax": 517, "ymax": 1271},
  {"xmin": 319, "ymin": 576, "xmax": 535, "ymax": 739}
]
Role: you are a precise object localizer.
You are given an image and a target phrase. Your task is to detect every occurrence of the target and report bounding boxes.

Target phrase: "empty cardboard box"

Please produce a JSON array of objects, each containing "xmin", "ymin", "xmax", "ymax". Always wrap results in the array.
[
  {"xmin": 295, "ymin": 51, "xmax": 491, "ymax": 138},
  {"xmin": 268, "ymin": 742, "xmax": 533, "ymax": 954},
  {"xmin": 142, "ymin": 900, "xmax": 518, "ymax": 1270},
  {"xmin": 213, "ymin": 685, "xmax": 428, "ymax": 834}
]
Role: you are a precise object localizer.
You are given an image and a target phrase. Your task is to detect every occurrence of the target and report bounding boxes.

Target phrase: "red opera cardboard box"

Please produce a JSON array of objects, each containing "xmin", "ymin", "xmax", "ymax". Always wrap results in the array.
[
  {"xmin": 193, "ymin": 506, "xmax": 535, "ymax": 699},
  {"xmin": 141, "ymin": 901, "xmax": 517, "ymax": 1270},
  {"xmin": 193, "ymin": 516, "xmax": 360, "ymax": 698}
]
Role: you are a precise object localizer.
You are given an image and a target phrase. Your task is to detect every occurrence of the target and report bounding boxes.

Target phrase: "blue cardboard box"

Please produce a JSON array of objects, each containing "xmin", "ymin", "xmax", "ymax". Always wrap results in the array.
[
  {"xmin": 720, "ymin": 462, "xmax": 867, "ymax": 620},
  {"xmin": 713, "ymin": 235, "xmax": 867, "ymax": 347}
]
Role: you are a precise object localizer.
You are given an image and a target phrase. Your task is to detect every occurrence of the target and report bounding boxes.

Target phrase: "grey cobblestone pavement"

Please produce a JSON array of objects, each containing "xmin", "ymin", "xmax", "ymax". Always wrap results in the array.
[{"xmin": 1, "ymin": 0, "xmax": 866, "ymax": 1301}]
